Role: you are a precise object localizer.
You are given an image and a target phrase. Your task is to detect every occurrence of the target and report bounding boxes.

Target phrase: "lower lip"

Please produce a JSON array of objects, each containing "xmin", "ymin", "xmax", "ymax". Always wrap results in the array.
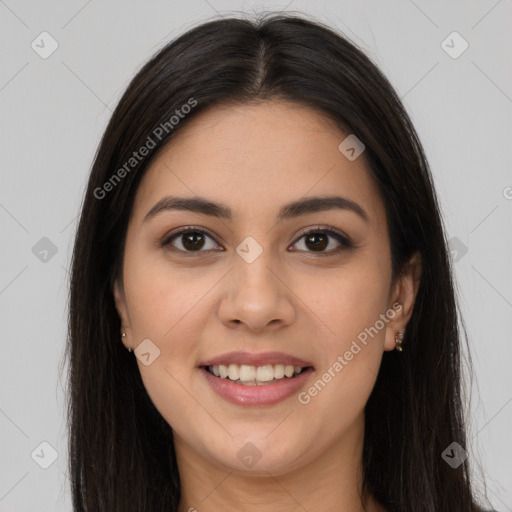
[{"xmin": 200, "ymin": 367, "xmax": 314, "ymax": 406}]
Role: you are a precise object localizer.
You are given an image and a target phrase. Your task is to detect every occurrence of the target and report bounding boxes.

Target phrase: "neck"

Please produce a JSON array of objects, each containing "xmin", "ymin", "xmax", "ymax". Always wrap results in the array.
[{"xmin": 175, "ymin": 412, "xmax": 385, "ymax": 512}]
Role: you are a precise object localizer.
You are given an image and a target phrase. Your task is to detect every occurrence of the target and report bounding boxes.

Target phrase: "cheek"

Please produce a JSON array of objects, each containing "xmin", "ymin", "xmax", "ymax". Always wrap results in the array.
[
  {"xmin": 299, "ymin": 258, "xmax": 391, "ymax": 407},
  {"xmin": 123, "ymin": 248, "xmax": 217, "ymax": 341},
  {"xmin": 122, "ymin": 255, "xmax": 218, "ymax": 426},
  {"xmin": 308, "ymin": 262, "xmax": 390, "ymax": 346}
]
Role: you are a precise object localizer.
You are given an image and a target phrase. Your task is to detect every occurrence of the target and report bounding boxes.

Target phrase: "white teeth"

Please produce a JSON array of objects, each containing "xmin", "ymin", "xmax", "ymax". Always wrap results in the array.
[
  {"xmin": 207, "ymin": 363, "xmax": 307, "ymax": 383},
  {"xmin": 256, "ymin": 365, "xmax": 274, "ymax": 382},
  {"xmin": 238, "ymin": 365, "xmax": 256, "ymax": 381},
  {"xmin": 274, "ymin": 364, "xmax": 285, "ymax": 379},
  {"xmin": 228, "ymin": 364, "xmax": 239, "ymax": 380},
  {"xmin": 219, "ymin": 364, "xmax": 229, "ymax": 378}
]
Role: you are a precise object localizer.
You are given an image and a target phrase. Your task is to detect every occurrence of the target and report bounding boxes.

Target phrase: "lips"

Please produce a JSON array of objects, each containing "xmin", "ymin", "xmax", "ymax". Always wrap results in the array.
[{"xmin": 198, "ymin": 351, "xmax": 315, "ymax": 406}]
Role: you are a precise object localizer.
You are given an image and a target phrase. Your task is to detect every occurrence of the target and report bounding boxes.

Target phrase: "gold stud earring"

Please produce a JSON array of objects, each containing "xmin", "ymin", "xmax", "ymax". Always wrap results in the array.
[{"xmin": 395, "ymin": 331, "xmax": 404, "ymax": 352}]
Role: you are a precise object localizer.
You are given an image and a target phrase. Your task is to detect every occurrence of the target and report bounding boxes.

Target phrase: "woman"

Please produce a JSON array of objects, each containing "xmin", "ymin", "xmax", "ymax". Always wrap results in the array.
[{"xmin": 66, "ymin": 13, "xmax": 491, "ymax": 511}]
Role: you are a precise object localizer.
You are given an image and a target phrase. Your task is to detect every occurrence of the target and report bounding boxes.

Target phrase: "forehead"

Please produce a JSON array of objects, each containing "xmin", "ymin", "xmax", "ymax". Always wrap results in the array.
[{"xmin": 131, "ymin": 100, "xmax": 386, "ymax": 228}]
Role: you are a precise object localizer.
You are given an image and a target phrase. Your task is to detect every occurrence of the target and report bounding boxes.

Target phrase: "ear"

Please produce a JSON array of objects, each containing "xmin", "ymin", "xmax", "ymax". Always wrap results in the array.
[
  {"xmin": 113, "ymin": 279, "xmax": 132, "ymax": 351},
  {"xmin": 383, "ymin": 251, "xmax": 422, "ymax": 351}
]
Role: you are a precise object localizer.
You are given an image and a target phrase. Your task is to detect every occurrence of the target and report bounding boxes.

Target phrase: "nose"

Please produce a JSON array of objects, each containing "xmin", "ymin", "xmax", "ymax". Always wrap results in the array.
[{"xmin": 217, "ymin": 248, "xmax": 296, "ymax": 333}]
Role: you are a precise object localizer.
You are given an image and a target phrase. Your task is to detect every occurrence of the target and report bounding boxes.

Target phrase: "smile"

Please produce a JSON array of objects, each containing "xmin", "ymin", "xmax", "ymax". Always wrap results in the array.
[
  {"xmin": 198, "ymin": 351, "xmax": 315, "ymax": 405},
  {"xmin": 205, "ymin": 363, "xmax": 307, "ymax": 385}
]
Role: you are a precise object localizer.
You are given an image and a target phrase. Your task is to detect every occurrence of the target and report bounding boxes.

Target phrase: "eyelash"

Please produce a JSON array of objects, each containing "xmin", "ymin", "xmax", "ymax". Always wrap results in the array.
[{"xmin": 161, "ymin": 225, "xmax": 353, "ymax": 257}]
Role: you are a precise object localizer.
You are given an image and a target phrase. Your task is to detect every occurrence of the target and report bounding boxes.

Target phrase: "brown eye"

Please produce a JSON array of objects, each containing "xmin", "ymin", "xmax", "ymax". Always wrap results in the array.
[
  {"xmin": 162, "ymin": 228, "xmax": 220, "ymax": 253},
  {"xmin": 304, "ymin": 232, "xmax": 329, "ymax": 251},
  {"xmin": 291, "ymin": 228, "xmax": 352, "ymax": 255}
]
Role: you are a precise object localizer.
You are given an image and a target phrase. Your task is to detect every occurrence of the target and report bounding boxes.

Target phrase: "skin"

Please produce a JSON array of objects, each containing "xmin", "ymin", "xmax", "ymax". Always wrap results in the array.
[{"xmin": 113, "ymin": 100, "xmax": 421, "ymax": 512}]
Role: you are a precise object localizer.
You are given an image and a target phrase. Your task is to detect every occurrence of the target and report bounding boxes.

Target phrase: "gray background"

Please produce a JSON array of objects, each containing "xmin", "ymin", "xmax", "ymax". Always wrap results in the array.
[{"xmin": 0, "ymin": 1, "xmax": 511, "ymax": 510}]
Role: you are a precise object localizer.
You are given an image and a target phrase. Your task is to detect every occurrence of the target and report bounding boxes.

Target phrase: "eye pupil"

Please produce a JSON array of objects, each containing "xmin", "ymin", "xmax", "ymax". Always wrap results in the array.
[
  {"xmin": 305, "ymin": 233, "xmax": 328, "ymax": 251},
  {"xmin": 183, "ymin": 232, "xmax": 205, "ymax": 251}
]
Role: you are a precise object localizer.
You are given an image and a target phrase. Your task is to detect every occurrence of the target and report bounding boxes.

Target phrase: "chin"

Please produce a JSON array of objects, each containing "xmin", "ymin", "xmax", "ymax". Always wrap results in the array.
[{"xmin": 206, "ymin": 435, "xmax": 309, "ymax": 476}]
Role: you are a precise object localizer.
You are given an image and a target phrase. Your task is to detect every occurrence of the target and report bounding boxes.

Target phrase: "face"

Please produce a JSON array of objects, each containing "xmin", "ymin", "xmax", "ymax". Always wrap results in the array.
[{"xmin": 114, "ymin": 100, "xmax": 419, "ymax": 477}]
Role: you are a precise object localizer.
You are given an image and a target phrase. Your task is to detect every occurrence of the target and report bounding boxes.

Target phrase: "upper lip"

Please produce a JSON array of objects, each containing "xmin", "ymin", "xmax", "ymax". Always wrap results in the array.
[{"xmin": 199, "ymin": 351, "xmax": 314, "ymax": 368}]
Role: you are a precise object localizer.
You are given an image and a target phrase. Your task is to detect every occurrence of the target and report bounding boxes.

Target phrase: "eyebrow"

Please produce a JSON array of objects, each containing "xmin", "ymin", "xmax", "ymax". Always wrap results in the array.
[{"xmin": 143, "ymin": 194, "xmax": 369, "ymax": 223}]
